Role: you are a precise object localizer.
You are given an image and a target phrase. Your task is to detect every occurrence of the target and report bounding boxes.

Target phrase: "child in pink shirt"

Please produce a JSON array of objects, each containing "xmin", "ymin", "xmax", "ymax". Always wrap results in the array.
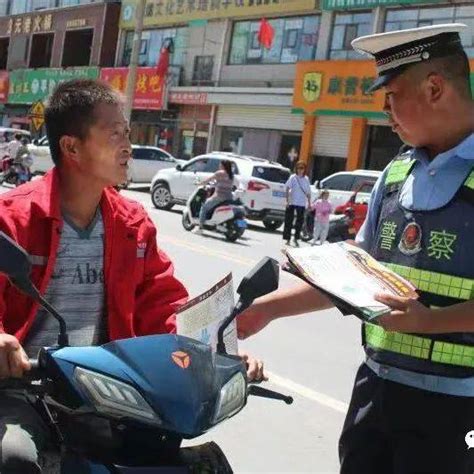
[{"xmin": 312, "ymin": 190, "xmax": 333, "ymax": 245}]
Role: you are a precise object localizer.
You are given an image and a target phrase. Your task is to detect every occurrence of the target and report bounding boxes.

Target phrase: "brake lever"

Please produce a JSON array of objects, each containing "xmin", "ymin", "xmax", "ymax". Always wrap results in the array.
[{"xmin": 248, "ymin": 384, "xmax": 293, "ymax": 405}]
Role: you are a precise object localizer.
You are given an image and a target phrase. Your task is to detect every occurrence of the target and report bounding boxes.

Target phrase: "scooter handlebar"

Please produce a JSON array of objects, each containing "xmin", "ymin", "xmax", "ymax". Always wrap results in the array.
[{"xmin": 0, "ymin": 358, "xmax": 43, "ymax": 390}]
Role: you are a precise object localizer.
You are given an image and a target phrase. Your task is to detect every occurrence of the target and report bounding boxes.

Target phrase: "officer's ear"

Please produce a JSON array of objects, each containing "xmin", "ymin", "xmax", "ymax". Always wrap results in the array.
[
  {"xmin": 424, "ymin": 72, "xmax": 444, "ymax": 106},
  {"xmin": 59, "ymin": 135, "xmax": 81, "ymax": 165}
]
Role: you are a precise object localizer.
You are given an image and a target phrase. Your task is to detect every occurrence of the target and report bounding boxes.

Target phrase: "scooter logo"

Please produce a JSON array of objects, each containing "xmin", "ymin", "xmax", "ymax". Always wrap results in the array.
[{"xmin": 171, "ymin": 351, "xmax": 191, "ymax": 369}]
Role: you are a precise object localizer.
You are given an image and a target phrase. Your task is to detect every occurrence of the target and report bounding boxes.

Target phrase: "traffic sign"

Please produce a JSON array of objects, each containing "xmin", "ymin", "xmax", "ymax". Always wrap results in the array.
[{"xmin": 29, "ymin": 101, "xmax": 45, "ymax": 131}]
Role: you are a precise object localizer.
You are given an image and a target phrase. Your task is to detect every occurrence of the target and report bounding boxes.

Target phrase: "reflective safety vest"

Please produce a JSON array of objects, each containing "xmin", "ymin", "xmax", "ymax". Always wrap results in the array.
[{"xmin": 366, "ymin": 152, "xmax": 474, "ymax": 377}]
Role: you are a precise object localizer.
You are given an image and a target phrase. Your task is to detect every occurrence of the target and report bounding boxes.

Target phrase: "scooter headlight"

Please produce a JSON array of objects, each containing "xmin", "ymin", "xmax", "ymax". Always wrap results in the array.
[
  {"xmin": 74, "ymin": 367, "xmax": 161, "ymax": 425},
  {"xmin": 212, "ymin": 373, "xmax": 246, "ymax": 425}
]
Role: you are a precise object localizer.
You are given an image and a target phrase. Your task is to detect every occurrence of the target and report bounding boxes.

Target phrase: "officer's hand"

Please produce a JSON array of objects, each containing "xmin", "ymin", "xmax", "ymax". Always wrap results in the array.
[
  {"xmin": 0, "ymin": 333, "xmax": 30, "ymax": 379},
  {"xmin": 239, "ymin": 351, "xmax": 267, "ymax": 382},
  {"xmin": 237, "ymin": 304, "xmax": 272, "ymax": 340},
  {"xmin": 375, "ymin": 293, "xmax": 433, "ymax": 333}
]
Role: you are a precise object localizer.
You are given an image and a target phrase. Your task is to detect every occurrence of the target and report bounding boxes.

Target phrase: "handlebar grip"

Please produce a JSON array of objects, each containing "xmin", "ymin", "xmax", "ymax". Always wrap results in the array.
[
  {"xmin": 0, "ymin": 358, "xmax": 43, "ymax": 389},
  {"xmin": 27, "ymin": 358, "xmax": 42, "ymax": 381}
]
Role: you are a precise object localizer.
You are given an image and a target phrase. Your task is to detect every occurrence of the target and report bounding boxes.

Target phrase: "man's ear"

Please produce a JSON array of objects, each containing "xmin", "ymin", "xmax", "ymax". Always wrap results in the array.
[
  {"xmin": 59, "ymin": 135, "xmax": 80, "ymax": 164},
  {"xmin": 425, "ymin": 73, "xmax": 444, "ymax": 105}
]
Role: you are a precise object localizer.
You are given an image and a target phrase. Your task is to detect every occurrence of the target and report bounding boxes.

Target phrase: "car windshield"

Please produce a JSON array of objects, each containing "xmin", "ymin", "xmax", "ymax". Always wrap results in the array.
[{"xmin": 252, "ymin": 166, "xmax": 290, "ymax": 183}]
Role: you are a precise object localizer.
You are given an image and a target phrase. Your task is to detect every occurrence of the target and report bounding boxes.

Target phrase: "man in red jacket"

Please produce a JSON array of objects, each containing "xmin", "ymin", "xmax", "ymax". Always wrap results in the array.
[{"xmin": 0, "ymin": 79, "xmax": 262, "ymax": 473}]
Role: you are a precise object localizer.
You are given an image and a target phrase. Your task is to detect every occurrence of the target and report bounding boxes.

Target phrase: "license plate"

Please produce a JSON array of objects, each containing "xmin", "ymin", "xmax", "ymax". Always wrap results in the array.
[
  {"xmin": 272, "ymin": 190, "xmax": 285, "ymax": 198},
  {"xmin": 236, "ymin": 219, "xmax": 247, "ymax": 228}
]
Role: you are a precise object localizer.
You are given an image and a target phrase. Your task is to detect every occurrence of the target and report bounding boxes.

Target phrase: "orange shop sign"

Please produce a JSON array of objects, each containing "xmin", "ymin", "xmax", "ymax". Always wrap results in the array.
[
  {"xmin": 293, "ymin": 60, "xmax": 385, "ymax": 117},
  {"xmin": 100, "ymin": 67, "xmax": 165, "ymax": 110},
  {"xmin": 0, "ymin": 71, "xmax": 8, "ymax": 103}
]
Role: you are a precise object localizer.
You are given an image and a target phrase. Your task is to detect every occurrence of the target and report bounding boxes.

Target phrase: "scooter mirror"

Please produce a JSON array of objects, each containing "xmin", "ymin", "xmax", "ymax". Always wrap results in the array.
[
  {"xmin": 236, "ymin": 257, "xmax": 279, "ymax": 304},
  {"xmin": 0, "ymin": 231, "xmax": 34, "ymax": 295}
]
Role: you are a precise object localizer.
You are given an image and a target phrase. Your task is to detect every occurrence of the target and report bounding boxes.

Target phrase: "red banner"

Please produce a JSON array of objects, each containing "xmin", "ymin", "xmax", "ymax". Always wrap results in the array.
[
  {"xmin": 0, "ymin": 71, "xmax": 9, "ymax": 103},
  {"xmin": 100, "ymin": 67, "xmax": 165, "ymax": 110}
]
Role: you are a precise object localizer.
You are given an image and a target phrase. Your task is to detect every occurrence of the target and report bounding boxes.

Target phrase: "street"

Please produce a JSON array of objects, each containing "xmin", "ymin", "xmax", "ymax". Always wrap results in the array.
[{"xmin": 0, "ymin": 183, "xmax": 365, "ymax": 474}]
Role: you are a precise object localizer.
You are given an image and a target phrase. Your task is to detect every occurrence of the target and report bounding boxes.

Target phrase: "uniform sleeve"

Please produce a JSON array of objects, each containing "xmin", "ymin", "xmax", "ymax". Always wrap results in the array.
[
  {"xmin": 134, "ymin": 216, "xmax": 188, "ymax": 336},
  {"xmin": 355, "ymin": 167, "xmax": 389, "ymax": 252}
]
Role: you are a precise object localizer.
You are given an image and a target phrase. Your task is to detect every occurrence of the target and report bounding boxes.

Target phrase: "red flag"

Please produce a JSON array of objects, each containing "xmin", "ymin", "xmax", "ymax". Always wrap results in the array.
[
  {"xmin": 155, "ymin": 39, "xmax": 173, "ymax": 76},
  {"xmin": 257, "ymin": 18, "xmax": 274, "ymax": 50}
]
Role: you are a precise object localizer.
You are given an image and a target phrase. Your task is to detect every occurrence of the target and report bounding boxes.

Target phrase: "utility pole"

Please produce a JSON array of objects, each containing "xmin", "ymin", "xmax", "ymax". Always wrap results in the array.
[{"xmin": 124, "ymin": 0, "xmax": 146, "ymax": 121}]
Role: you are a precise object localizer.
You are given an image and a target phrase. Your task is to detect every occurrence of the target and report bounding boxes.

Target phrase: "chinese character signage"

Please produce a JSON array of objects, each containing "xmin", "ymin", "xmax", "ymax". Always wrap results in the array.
[
  {"xmin": 100, "ymin": 68, "xmax": 165, "ymax": 110},
  {"xmin": 6, "ymin": 13, "xmax": 53, "ymax": 35},
  {"xmin": 323, "ymin": 0, "xmax": 440, "ymax": 9},
  {"xmin": 8, "ymin": 68, "xmax": 99, "ymax": 104},
  {"xmin": 293, "ymin": 61, "xmax": 385, "ymax": 116},
  {"xmin": 0, "ymin": 71, "xmax": 9, "ymax": 103},
  {"xmin": 121, "ymin": 0, "xmax": 317, "ymax": 27},
  {"xmin": 169, "ymin": 91, "xmax": 208, "ymax": 105}
]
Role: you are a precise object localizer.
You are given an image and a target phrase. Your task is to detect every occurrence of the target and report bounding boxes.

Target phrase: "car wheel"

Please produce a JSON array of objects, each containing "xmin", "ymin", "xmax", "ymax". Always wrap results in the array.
[
  {"xmin": 182, "ymin": 211, "xmax": 195, "ymax": 231},
  {"xmin": 151, "ymin": 183, "xmax": 174, "ymax": 210},
  {"xmin": 262, "ymin": 219, "xmax": 283, "ymax": 231}
]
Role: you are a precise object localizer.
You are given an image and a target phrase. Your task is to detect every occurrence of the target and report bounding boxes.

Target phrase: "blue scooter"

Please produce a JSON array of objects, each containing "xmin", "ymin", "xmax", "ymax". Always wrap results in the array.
[{"xmin": 0, "ymin": 231, "xmax": 292, "ymax": 473}]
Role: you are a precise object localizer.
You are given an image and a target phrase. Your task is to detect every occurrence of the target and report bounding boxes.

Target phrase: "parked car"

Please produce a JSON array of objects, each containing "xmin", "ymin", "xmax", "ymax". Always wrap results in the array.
[
  {"xmin": 150, "ymin": 152, "xmax": 291, "ymax": 230},
  {"xmin": 311, "ymin": 169, "xmax": 382, "ymax": 208},
  {"xmin": 29, "ymin": 138, "xmax": 183, "ymax": 181}
]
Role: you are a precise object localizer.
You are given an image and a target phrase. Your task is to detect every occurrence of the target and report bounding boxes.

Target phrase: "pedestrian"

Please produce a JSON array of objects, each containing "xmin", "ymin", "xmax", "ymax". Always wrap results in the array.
[
  {"xmin": 7, "ymin": 132, "xmax": 22, "ymax": 160},
  {"xmin": 312, "ymin": 190, "xmax": 332, "ymax": 245},
  {"xmin": 0, "ymin": 79, "xmax": 264, "ymax": 472},
  {"xmin": 283, "ymin": 161, "xmax": 311, "ymax": 246},
  {"xmin": 237, "ymin": 23, "xmax": 474, "ymax": 474},
  {"xmin": 195, "ymin": 159, "xmax": 234, "ymax": 234}
]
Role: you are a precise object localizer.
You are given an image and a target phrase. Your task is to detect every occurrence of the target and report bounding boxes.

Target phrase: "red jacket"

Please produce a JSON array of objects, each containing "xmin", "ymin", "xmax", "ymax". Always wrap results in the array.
[{"xmin": 0, "ymin": 170, "xmax": 188, "ymax": 344}]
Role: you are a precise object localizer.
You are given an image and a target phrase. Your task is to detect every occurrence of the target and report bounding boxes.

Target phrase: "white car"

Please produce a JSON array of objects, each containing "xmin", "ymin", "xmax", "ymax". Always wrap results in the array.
[
  {"xmin": 312, "ymin": 169, "xmax": 382, "ymax": 208},
  {"xmin": 150, "ymin": 152, "xmax": 291, "ymax": 230},
  {"xmin": 29, "ymin": 138, "xmax": 182, "ymax": 182}
]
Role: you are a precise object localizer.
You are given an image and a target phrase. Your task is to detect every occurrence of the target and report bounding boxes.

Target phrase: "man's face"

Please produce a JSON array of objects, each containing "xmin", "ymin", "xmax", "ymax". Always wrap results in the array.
[
  {"xmin": 383, "ymin": 71, "xmax": 431, "ymax": 147},
  {"xmin": 74, "ymin": 103, "xmax": 132, "ymax": 187}
]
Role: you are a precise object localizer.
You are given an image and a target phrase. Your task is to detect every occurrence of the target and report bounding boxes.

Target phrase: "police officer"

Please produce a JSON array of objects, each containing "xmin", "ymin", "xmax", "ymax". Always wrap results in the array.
[{"xmin": 237, "ymin": 23, "xmax": 474, "ymax": 473}]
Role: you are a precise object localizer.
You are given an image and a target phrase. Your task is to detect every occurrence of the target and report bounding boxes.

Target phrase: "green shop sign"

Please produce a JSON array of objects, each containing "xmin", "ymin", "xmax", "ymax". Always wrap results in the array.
[
  {"xmin": 323, "ymin": 0, "xmax": 441, "ymax": 10},
  {"xmin": 8, "ymin": 67, "xmax": 100, "ymax": 104}
]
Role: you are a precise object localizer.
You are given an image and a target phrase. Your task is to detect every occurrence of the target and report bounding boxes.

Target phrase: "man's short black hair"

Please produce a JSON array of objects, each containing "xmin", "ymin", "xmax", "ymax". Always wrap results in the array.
[{"xmin": 45, "ymin": 79, "xmax": 124, "ymax": 166}]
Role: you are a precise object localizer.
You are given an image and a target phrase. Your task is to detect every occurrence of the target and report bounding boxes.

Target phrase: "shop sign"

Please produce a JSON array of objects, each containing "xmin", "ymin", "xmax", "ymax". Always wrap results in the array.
[
  {"xmin": 66, "ymin": 19, "xmax": 88, "ymax": 29},
  {"xmin": 169, "ymin": 91, "xmax": 208, "ymax": 105},
  {"xmin": 293, "ymin": 60, "xmax": 385, "ymax": 116},
  {"xmin": 323, "ymin": 0, "xmax": 441, "ymax": 9},
  {"xmin": 8, "ymin": 67, "xmax": 100, "ymax": 105},
  {"xmin": 0, "ymin": 71, "xmax": 9, "ymax": 103},
  {"xmin": 121, "ymin": 0, "xmax": 317, "ymax": 28},
  {"xmin": 6, "ymin": 13, "xmax": 53, "ymax": 36},
  {"xmin": 100, "ymin": 68, "xmax": 166, "ymax": 110},
  {"xmin": 29, "ymin": 101, "xmax": 45, "ymax": 131}
]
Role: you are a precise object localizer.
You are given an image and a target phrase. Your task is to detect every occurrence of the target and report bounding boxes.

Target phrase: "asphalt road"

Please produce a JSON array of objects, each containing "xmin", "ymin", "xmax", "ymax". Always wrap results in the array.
[{"xmin": 1, "ymin": 182, "xmax": 366, "ymax": 473}]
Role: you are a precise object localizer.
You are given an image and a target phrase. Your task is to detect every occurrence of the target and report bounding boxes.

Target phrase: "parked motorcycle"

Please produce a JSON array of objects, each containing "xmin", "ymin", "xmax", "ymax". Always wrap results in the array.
[
  {"xmin": 0, "ymin": 153, "xmax": 32, "ymax": 186},
  {"xmin": 182, "ymin": 185, "xmax": 248, "ymax": 242},
  {"xmin": 0, "ymin": 232, "xmax": 292, "ymax": 473}
]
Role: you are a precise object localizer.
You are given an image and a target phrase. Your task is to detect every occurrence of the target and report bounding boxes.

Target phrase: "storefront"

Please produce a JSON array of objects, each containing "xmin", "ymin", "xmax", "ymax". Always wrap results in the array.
[
  {"xmin": 6, "ymin": 66, "xmax": 99, "ymax": 135},
  {"xmin": 216, "ymin": 105, "xmax": 303, "ymax": 167}
]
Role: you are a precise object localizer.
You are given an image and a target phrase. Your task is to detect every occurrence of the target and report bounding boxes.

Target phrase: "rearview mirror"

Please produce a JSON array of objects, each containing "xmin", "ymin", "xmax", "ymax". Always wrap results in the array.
[
  {"xmin": 176, "ymin": 164, "xmax": 182, "ymax": 171},
  {"xmin": 32, "ymin": 138, "xmax": 39, "ymax": 146},
  {"xmin": 314, "ymin": 180, "xmax": 320, "ymax": 189}
]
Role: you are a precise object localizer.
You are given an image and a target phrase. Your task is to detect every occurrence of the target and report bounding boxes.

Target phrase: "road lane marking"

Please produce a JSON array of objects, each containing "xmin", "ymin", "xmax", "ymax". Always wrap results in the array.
[{"xmin": 266, "ymin": 371, "xmax": 349, "ymax": 414}]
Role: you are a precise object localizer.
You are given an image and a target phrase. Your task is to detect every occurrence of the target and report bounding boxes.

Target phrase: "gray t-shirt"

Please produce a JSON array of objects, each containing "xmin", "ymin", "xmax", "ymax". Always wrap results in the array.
[{"xmin": 24, "ymin": 210, "xmax": 106, "ymax": 357}]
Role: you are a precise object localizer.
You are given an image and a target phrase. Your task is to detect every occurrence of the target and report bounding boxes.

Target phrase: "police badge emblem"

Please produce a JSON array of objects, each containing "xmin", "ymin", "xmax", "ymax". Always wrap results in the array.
[{"xmin": 398, "ymin": 221, "xmax": 422, "ymax": 255}]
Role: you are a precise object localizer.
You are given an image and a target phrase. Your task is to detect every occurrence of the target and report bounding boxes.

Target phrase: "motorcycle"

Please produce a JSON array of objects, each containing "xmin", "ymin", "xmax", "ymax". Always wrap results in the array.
[
  {"xmin": 0, "ymin": 153, "xmax": 32, "ymax": 186},
  {"xmin": 182, "ymin": 184, "xmax": 248, "ymax": 242},
  {"xmin": 0, "ymin": 232, "xmax": 292, "ymax": 473}
]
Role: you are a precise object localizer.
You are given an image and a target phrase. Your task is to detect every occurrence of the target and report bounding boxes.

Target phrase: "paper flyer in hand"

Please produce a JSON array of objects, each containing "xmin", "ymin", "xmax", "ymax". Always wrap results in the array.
[
  {"xmin": 285, "ymin": 242, "xmax": 418, "ymax": 321},
  {"xmin": 176, "ymin": 273, "xmax": 238, "ymax": 354}
]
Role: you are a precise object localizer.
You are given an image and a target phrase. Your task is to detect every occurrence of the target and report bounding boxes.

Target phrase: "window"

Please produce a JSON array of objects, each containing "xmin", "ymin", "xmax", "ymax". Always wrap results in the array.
[
  {"xmin": 184, "ymin": 159, "xmax": 209, "ymax": 173},
  {"xmin": 252, "ymin": 166, "xmax": 290, "ymax": 184},
  {"xmin": 121, "ymin": 27, "xmax": 189, "ymax": 69},
  {"xmin": 385, "ymin": 6, "xmax": 474, "ymax": 57},
  {"xmin": 0, "ymin": 38, "xmax": 8, "ymax": 69},
  {"xmin": 229, "ymin": 15, "xmax": 320, "ymax": 65},
  {"xmin": 329, "ymin": 12, "xmax": 373, "ymax": 60},
  {"xmin": 8, "ymin": 36, "xmax": 30, "ymax": 68},
  {"xmin": 31, "ymin": 0, "xmax": 57, "ymax": 10},
  {"xmin": 29, "ymin": 33, "xmax": 54, "ymax": 68},
  {"xmin": 0, "ymin": 0, "xmax": 8, "ymax": 15},
  {"xmin": 62, "ymin": 29, "xmax": 93, "ymax": 67},
  {"xmin": 192, "ymin": 56, "xmax": 214, "ymax": 84},
  {"xmin": 203, "ymin": 158, "xmax": 221, "ymax": 173},
  {"xmin": 134, "ymin": 148, "xmax": 175, "ymax": 162},
  {"xmin": 352, "ymin": 176, "xmax": 377, "ymax": 191},
  {"xmin": 322, "ymin": 174, "xmax": 355, "ymax": 191}
]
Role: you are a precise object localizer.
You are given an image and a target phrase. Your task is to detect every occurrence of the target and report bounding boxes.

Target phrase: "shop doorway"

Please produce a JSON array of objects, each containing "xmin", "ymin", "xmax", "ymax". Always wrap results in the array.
[
  {"xmin": 365, "ymin": 125, "xmax": 404, "ymax": 171},
  {"xmin": 279, "ymin": 134, "xmax": 301, "ymax": 171},
  {"xmin": 179, "ymin": 130, "xmax": 208, "ymax": 161}
]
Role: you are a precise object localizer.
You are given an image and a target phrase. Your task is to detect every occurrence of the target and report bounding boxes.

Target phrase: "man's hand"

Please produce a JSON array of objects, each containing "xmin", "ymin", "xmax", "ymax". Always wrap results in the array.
[
  {"xmin": 239, "ymin": 351, "xmax": 267, "ymax": 382},
  {"xmin": 375, "ymin": 293, "xmax": 434, "ymax": 334},
  {"xmin": 237, "ymin": 305, "xmax": 272, "ymax": 340},
  {"xmin": 0, "ymin": 333, "xmax": 30, "ymax": 379}
]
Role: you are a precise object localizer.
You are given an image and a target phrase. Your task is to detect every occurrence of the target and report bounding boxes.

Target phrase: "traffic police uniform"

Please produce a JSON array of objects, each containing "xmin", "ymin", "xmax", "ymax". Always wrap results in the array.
[{"xmin": 340, "ymin": 24, "xmax": 474, "ymax": 473}]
